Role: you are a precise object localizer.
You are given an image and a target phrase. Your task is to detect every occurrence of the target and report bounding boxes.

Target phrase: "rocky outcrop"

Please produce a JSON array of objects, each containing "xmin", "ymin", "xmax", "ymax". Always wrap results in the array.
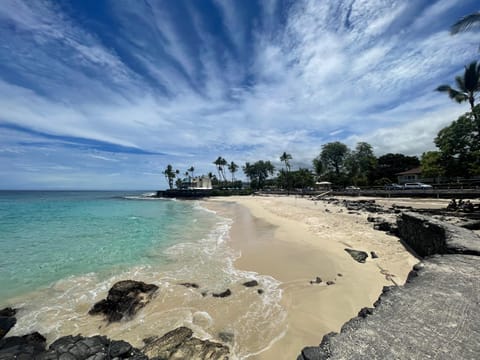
[
  {"xmin": 298, "ymin": 255, "xmax": 480, "ymax": 360},
  {"xmin": 0, "ymin": 328, "xmax": 230, "ymax": 359},
  {"xmin": 142, "ymin": 326, "xmax": 229, "ymax": 360},
  {"xmin": 298, "ymin": 213, "xmax": 480, "ymax": 360},
  {"xmin": 398, "ymin": 212, "xmax": 480, "ymax": 257},
  {"xmin": 344, "ymin": 248, "xmax": 368, "ymax": 263},
  {"xmin": 0, "ymin": 308, "xmax": 16, "ymax": 340},
  {"xmin": 0, "ymin": 332, "xmax": 147, "ymax": 359},
  {"xmin": 89, "ymin": 280, "xmax": 159, "ymax": 322}
]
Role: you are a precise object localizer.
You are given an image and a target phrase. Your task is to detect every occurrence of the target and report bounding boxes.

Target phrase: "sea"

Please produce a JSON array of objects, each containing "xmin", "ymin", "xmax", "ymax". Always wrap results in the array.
[{"xmin": 0, "ymin": 191, "xmax": 286, "ymax": 358}]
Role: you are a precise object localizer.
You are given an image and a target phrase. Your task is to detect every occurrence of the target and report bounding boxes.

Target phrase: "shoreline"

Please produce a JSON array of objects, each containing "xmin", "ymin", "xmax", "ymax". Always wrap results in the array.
[{"xmin": 203, "ymin": 195, "xmax": 418, "ymax": 359}]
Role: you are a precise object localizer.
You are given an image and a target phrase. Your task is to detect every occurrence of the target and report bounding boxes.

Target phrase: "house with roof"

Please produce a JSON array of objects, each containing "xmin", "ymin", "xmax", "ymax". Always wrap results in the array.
[{"xmin": 396, "ymin": 167, "xmax": 422, "ymax": 184}]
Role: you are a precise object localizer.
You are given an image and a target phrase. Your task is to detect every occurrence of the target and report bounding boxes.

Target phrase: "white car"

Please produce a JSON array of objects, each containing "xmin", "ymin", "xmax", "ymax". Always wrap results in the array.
[{"xmin": 403, "ymin": 182, "xmax": 433, "ymax": 189}]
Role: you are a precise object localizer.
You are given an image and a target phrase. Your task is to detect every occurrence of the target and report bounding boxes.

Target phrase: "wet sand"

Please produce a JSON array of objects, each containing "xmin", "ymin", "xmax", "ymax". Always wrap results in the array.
[{"xmin": 204, "ymin": 195, "xmax": 419, "ymax": 359}]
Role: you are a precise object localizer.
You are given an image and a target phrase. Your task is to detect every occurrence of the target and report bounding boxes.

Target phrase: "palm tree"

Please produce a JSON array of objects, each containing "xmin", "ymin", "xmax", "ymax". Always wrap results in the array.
[
  {"xmin": 280, "ymin": 152, "xmax": 292, "ymax": 191},
  {"xmin": 451, "ymin": 12, "xmax": 480, "ymax": 34},
  {"xmin": 188, "ymin": 166, "xmax": 195, "ymax": 179},
  {"xmin": 162, "ymin": 165, "xmax": 177, "ymax": 190},
  {"xmin": 213, "ymin": 157, "xmax": 228, "ymax": 181},
  {"xmin": 280, "ymin": 152, "xmax": 292, "ymax": 172},
  {"xmin": 437, "ymin": 61, "xmax": 480, "ymax": 117},
  {"xmin": 228, "ymin": 161, "xmax": 239, "ymax": 182}
]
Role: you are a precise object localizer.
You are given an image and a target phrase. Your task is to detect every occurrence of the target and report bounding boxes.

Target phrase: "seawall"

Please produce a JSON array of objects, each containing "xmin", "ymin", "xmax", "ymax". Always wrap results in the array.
[{"xmin": 298, "ymin": 212, "xmax": 480, "ymax": 360}]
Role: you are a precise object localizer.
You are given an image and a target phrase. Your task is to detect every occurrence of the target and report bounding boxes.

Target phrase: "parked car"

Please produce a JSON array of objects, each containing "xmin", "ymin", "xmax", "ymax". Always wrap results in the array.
[
  {"xmin": 384, "ymin": 183, "xmax": 403, "ymax": 190},
  {"xmin": 403, "ymin": 182, "xmax": 433, "ymax": 189},
  {"xmin": 345, "ymin": 186, "xmax": 360, "ymax": 191}
]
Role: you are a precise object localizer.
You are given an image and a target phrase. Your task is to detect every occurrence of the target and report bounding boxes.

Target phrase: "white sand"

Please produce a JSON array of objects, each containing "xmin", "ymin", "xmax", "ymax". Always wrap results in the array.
[{"xmin": 204, "ymin": 195, "xmax": 419, "ymax": 359}]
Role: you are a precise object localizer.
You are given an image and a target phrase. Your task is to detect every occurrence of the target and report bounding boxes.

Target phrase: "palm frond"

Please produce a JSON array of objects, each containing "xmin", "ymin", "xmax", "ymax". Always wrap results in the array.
[
  {"xmin": 451, "ymin": 12, "xmax": 480, "ymax": 34},
  {"xmin": 436, "ymin": 85, "xmax": 451, "ymax": 92}
]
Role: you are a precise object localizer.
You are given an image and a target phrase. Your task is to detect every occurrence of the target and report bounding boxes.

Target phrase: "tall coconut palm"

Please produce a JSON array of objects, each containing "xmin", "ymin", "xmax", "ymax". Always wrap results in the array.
[
  {"xmin": 280, "ymin": 152, "xmax": 292, "ymax": 172},
  {"xmin": 280, "ymin": 152, "xmax": 292, "ymax": 191},
  {"xmin": 188, "ymin": 166, "xmax": 194, "ymax": 179},
  {"xmin": 162, "ymin": 164, "xmax": 177, "ymax": 190},
  {"xmin": 228, "ymin": 161, "xmax": 239, "ymax": 182},
  {"xmin": 437, "ymin": 61, "xmax": 480, "ymax": 117},
  {"xmin": 213, "ymin": 156, "xmax": 228, "ymax": 181},
  {"xmin": 451, "ymin": 12, "xmax": 480, "ymax": 34}
]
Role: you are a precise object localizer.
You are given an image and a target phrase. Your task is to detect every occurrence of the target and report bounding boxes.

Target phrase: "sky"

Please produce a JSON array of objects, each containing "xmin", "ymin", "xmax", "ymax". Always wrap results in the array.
[{"xmin": 0, "ymin": 0, "xmax": 479, "ymax": 190}]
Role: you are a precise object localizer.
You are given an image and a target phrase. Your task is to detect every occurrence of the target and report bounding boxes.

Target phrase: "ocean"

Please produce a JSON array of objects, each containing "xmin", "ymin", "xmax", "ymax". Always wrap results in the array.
[{"xmin": 0, "ymin": 191, "xmax": 286, "ymax": 358}]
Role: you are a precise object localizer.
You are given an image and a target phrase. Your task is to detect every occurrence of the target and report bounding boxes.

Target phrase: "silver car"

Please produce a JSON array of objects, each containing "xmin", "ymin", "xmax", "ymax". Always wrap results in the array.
[{"xmin": 403, "ymin": 182, "xmax": 433, "ymax": 189}]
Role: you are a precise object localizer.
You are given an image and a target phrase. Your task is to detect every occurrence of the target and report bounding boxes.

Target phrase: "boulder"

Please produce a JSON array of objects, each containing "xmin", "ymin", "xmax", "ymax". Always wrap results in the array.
[
  {"xmin": 212, "ymin": 289, "xmax": 231, "ymax": 298},
  {"xmin": 344, "ymin": 248, "xmax": 368, "ymax": 263},
  {"xmin": 143, "ymin": 326, "xmax": 229, "ymax": 360},
  {"xmin": 179, "ymin": 282, "xmax": 200, "ymax": 289},
  {"xmin": 0, "ymin": 308, "xmax": 17, "ymax": 339},
  {"xmin": 0, "ymin": 332, "xmax": 46, "ymax": 359},
  {"xmin": 242, "ymin": 280, "xmax": 259, "ymax": 287},
  {"xmin": 89, "ymin": 280, "xmax": 158, "ymax": 322}
]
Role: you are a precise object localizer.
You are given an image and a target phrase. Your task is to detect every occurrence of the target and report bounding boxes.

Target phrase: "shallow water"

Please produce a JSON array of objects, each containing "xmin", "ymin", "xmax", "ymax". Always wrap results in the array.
[{"xmin": 0, "ymin": 191, "xmax": 286, "ymax": 359}]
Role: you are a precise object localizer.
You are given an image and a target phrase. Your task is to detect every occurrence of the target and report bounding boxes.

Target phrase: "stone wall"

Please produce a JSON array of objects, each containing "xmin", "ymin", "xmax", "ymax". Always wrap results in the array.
[{"xmin": 298, "ymin": 212, "xmax": 480, "ymax": 360}]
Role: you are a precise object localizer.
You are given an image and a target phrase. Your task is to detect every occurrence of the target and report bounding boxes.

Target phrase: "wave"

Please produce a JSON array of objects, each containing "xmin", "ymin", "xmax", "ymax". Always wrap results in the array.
[{"xmin": 7, "ymin": 203, "xmax": 286, "ymax": 359}]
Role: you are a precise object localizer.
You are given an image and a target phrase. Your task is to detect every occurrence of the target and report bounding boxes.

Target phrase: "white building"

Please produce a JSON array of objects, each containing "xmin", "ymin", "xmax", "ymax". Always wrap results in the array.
[{"xmin": 190, "ymin": 175, "xmax": 212, "ymax": 189}]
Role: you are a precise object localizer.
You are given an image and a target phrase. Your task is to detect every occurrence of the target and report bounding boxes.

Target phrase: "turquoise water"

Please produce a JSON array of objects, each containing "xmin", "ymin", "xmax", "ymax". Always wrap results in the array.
[{"xmin": 0, "ymin": 191, "xmax": 218, "ymax": 303}]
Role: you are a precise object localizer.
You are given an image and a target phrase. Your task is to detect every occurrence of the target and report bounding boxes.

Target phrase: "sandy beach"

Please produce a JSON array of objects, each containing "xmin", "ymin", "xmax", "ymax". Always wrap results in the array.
[{"xmin": 204, "ymin": 195, "xmax": 419, "ymax": 359}]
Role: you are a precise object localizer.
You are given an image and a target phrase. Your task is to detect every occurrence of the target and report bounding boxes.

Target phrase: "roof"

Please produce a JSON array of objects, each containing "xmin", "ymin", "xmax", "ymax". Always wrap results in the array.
[{"xmin": 396, "ymin": 167, "xmax": 422, "ymax": 175}]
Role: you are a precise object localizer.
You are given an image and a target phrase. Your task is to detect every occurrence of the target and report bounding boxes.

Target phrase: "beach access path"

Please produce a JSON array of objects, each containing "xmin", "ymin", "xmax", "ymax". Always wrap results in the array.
[{"xmin": 204, "ymin": 195, "xmax": 419, "ymax": 359}]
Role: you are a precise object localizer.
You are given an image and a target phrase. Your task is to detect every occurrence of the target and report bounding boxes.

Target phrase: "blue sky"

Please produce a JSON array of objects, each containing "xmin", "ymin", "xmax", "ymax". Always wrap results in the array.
[{"xmin": 0, "ymin": 0, "xmax": 479, "ymax": 190}]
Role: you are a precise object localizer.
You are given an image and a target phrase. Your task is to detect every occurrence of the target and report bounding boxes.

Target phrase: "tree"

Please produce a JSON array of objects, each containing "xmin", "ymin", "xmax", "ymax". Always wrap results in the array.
[
  {"xmin": 213, "ymin": 157, "xmax": 228, "ymax": 181},
  {"xmin": 228, "ymin": 161, "xmax": 239, "ymax": 182},
  {"xmin": 373, "ymin": 154, "xmax": 420, "ymax": 183},
  {"xmin": 280, "ymin": 152, "xmax": 292, "ymax": 191},
  {"xmin": 319, "ymin": 142, "xmax": 349, "ymax": 176},
  {"xmin": 434, "ymin": 106, "xmax": 480, "ymax": 177},
  {"xmin": 162, "ymin": 165, "xmax": 178, "ymax": 190},
  {"xmin": 346, "ymin": 142, "xmax": 377, "ymax": 185},
  {"xmin": 421, "ymin": 151, "xmax": 445, "ymax": 179},
  {"xmin": 243, "ymin": 161, "xmax": 275, "ymax": 189},
  {"xmin": 188, "ymin": 166, "xmax": 195, "ymax": 179},
  {"xmin": 451, "ymin": 12, "xmax": 480, "ymax": 34},
  {"xmin": 436, "ymin": 61, "xmax": 480, "ymax": 117},
  {"xmin": 312, "ymin": 157, "xmax": 323, "ymax": 176},
  {"xmin": 278, "ymin": 168, "xmax": 314, "ymax": 190}
]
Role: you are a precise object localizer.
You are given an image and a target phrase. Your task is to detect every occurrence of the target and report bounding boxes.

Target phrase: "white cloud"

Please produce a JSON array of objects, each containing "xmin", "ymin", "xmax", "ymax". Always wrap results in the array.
[{"xmin": 0, "ymin": 0, "xmax": 478, "ymax": 188}]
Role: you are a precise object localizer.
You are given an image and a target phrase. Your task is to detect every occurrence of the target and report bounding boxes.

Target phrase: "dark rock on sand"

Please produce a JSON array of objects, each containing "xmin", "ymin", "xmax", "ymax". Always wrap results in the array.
[
  {"xmin": 143, "ymin": 326, "xmax": 229, "ymax": 360},
  {"xmin": 45, "ymin": 334, "xmax": 146, "ymax": 359},
  {"xmin": 212, "ymin": 289, "xmax": 231, "ymax": 298},
  {"xmin": 0, "ymin": 308, "xmax": 16, "ymax": 317},
  {"xmin": 89, "ymin": 280, "xmax": 158, "ymax": 322},
  {"xmin": 0, "ymin": 332, "xmax": 147, "ymax": 360},
  {"xmin": 179, "ymin": 282, "xmax": 200, "ymax": 289},
  {"xmin": 310, "ymin": 277, "xmax": 322, "ymax": 284},
  {"xmin": 370, "ymin": 251, "xmax": 378, "ymax": 259},
  {"xmin": 242, "ymin": 280, "xmax": 259, "ymax": 287},
  {"xmin": 0, "ymin": 332, "xmax": 46, "ymax": 359},
  {"xmin": 326, "ymin": 281, "xmax": 335, "ymax": 286},
  {"xmin": 257, "ymin": 289, "xmax": 264, "ymax": 295},
  {"xmin": 0, "ymin": 308, "xmax": 16, "ymax": 340},
  {"xmin": 218, "ymin": 331, "xmax": 234, "ymax": 343},
  {"xmin": 344, "ymin": 248, "xmax": 368, "ymax": 263}
]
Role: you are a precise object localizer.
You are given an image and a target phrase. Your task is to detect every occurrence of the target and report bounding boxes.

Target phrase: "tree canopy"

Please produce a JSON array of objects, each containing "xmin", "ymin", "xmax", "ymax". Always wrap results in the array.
[
  {"xmin": 434, "ymin": 105, "xmax": 480, "ymax": 177},
  {"xmin": 243, "ymin": 160, "xmax": 275, "ymax": 189}
]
